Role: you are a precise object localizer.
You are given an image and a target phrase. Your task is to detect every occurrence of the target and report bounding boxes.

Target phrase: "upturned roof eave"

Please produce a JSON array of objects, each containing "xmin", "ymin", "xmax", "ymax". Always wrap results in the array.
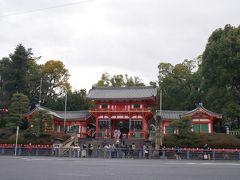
[
  {"xmin": 180, "ymin": 106, "xmax": 222, "ymax": 119},
  {"xmin": 54, "ymin": 117, "xmax": 88, "ymax": 121},
  {"xmin": 25, "ymin": 105, "xmax": 90, "ymax": 120}
]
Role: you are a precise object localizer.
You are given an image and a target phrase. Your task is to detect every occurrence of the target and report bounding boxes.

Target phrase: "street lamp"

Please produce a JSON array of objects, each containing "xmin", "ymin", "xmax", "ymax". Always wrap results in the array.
[
  {"xmin": 155, "ymin": 88, "xmax": 163, "ymax": 150},
  {"xmin": 63, "ymin": 92, "xmax": 67, "ymax": 133},
  {"xmin": 14, "ymin": 126, "xmax": 19, "ymax": 156},
  {"xmin": 159, "ymin": 89, "xmax": 163, "ymax": 146}
]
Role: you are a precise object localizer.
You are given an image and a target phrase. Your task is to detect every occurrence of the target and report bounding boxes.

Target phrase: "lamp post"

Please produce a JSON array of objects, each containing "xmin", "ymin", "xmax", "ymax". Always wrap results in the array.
[
  {"xmin": 155, "ymin": 88, "xmax": 162, "ymax": 150},
  {"xmin": 14, "ymin": 126, "xmax": 19, "ymax": 156},
  {"xmin": 63, "ymin": 92, "xmax": 67, "ymax": 133},
  {"xmin": 38, "ymin": 78, "xmax": 42, "ymax": 105},
  {"xmin": 159, "ymin": 89, "xmax": 163, "ymax": 146}
]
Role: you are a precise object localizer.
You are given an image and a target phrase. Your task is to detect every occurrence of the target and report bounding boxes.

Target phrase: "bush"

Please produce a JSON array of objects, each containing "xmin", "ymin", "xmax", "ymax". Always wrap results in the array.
[
  {"xmin": 163, "ymin": 133, "xmax": 240, "ymax": 148},
  {"xmin": 0, "ymin": 128, "xmax": 14, "ymax": 143},
  {"xmin": 163, "ymin": 133, "xmax": 203, "ymax": 148},
  {"xmin": 7, "ymin": 133, "xmax": 25, "ymax": 144},
  {"xmin": 0, "ymin": 128, "xmax": 70, "ymax": 145},
  {"xmin": 22, "ymin": 133, "xmax": 70, "ymax": 145},
  {"xmin": 201, "ymin": 133, "xmax": 240, "ymax": 148}
]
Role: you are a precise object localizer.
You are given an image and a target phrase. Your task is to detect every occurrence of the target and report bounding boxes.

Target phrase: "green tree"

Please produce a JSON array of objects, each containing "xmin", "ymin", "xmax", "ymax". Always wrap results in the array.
[
  {"xmin": 49, "ymin": 89, "xmax": 94, "ymax": 111},
  {"xmin": 26, "ymin": 110, "xmax": 53, "ymax": 137},
  {"xmin": 0, "ymin": 44, "xmax": 41, "ymax": 105},
  {"xmin": 158, "ymin": 62, "xmax": 174, "ymax": 83},
  {"xmin": 201, "ymin": 24, "xmax": 240, "ymax": 129},
  {"xmin": 0, "ymin": 58, "xmax": 11, "ymax": 106},
  {"xmin": 125, "ymin": 74, "xmax": 145, "ymax": 86},
  {"xmin": 158, "ymin": 59, "xmax": 201, "ymax": 110},
  {"xmin": 167, "ymin": 117, "xmax": 202, "ymax": 147},
  {"xmin": 97, "ymin": 73, "xmax": 111, "ymax": 87},
  {"xmin": 97, "ymin": 73, "xmax": 145, "ymax": 87},
  {"xmin": 5, "ymin": 93, "xmax": 29, "ymax": 130},
  {"xmin": 110, "ymin": 74, "xmax": 125, "ymax": 87},
  {"xmin": 41, "ymin": 60, "xmax": 71, "ymax": 107},
  {"xmin": 169, "ymin": 117, "xmax": 192, "ymax": 136},
  {"xmin": 67, "ymin": 89, "xmax": 94, "ymax": 110}
]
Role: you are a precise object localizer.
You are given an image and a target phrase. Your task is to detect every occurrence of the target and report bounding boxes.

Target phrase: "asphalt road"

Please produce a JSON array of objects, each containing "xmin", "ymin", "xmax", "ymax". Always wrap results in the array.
[{"xmin": 0, "ymin": 156, "xmax": 239, "ymax": 180}]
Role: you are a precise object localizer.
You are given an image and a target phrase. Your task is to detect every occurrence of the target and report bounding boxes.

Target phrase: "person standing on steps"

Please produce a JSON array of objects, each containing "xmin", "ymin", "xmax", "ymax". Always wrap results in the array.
[
  {"xmin": 82, "ymin": 143, "xmax": 87, "ymax": 158},
  {"xmin": 88, "ymin": 143, "xmax": 93, "ymax": 157},
  {"xmin": 130, "ymin": 143, "xmax": 136, "ymax": 159},
  {"xmin": 96, "ymin": 145, "xmax": 101, "ymax": 158},
  {"xmin": 144, "ymin": 145, "xmax": 149, "ymax": 159}
]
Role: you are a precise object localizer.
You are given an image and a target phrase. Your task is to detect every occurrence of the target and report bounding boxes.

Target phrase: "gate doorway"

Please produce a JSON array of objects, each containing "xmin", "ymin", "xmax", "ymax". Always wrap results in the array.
[
  {"xmin": 111, "ymin": 120, "xmax": 129, "ymax": 136},
  {"xmin": 118, "ymin": 120, "xmax": 129, "ymax": 134}
]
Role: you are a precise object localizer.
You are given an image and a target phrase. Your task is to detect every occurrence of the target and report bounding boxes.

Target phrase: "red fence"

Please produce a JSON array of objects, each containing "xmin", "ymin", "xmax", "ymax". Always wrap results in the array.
[{"xmin": 0, "ymin": 144, "xmax": 52, "ymax": 148}]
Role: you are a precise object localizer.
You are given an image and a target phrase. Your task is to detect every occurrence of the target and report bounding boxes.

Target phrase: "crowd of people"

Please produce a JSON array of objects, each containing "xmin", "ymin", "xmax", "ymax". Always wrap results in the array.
[
  {"xmin": 65, "ymin": 142, "xmax": 152, "ymax": 159},
  {"xmin": 52, "ymin": 128, "xmax": 162, "ymax": 159}
]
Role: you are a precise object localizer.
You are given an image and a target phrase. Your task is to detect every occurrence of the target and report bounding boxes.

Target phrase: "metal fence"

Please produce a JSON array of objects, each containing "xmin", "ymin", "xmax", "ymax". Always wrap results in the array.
[{"xmin": 1, "ymin": 147, "xmax": 240, "ymax": 160}]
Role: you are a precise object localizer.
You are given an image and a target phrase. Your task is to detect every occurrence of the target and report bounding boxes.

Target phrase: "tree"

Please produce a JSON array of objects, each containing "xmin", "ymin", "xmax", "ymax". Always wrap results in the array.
[
  {"xmin": 97, "ymin": 73, "xmax": 111, "ymax": 87},
  {"xmin": 97, "ymin": 73, "xmax": 145, "ymax": 87},
  {"xmin": 5, "ymin": 93, "xmax": 29, "ymax": 130},
  {"xmin": 49, "ymin": 89, "xmax": 94, "ymax": 111},
  {"xmin": 0, "ymin": 57, "xmax": 11, "ymax": 106},
  {"xmin": 201, "ymin": 24, "xmax": 240, "ymax": 129},
  {"xmin": 26, "ymin": 110, "xmax": 53, "ymax": 137},
  {"xmin": 110, "ymin": 74, "xmax": 125, "ymax": 87},
  {"xmin": 67, "ymin": 89, "xmax": 94, "ymax": 110},
  {"xmin": 41, "ymin": 60, "xmax": 71, "ymax": 107},
  {"xmin": 169, "ymin": 117, "xmax": 192, "ymax": 136},
  {"xmin": 168, "ymin": 117, "xmax": 202, "ymax": 147},
  {"xmin": 0, "ymin": 44, "xmax": 41, "ymax": 105},
  {"xmin": 158, "ymin": 59, "xmax": 201, "ymax": 110},
  {"xmin": 158, "ymin": 62, "xmax": 173, "ymax": 83},
  {"xmin": 125, "ymin": 74, "xmax": 145, "ymax": 86}
]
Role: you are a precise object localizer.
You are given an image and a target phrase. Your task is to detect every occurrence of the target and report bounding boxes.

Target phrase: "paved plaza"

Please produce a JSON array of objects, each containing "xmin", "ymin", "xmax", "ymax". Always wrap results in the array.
[{"xmin": 0, "ymin": 156, "xmax": 239, "ymax": 180}]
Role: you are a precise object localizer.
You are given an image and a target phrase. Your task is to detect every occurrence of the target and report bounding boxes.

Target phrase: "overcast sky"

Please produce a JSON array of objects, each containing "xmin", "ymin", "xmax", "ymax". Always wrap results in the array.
[{"xmin": 0, "ymin": 0, "xmax": 239, "ymax": 90}]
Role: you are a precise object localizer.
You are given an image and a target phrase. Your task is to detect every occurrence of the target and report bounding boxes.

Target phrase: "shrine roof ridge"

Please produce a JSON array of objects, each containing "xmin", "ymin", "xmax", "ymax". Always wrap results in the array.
[
  {"xmin": 87, "ymin": 85, "xmax": 157, "ymax": 100},
  {"xmin": 156, "ymin": 105, "xmax": 222, "ymax": 120},
  {"xmin": 156, "ymin": 110, "xmax": 188, "ymax": 120},
  {"xmin": 25, "ymin": 105, "xmax": 90, "ymax": 120}
]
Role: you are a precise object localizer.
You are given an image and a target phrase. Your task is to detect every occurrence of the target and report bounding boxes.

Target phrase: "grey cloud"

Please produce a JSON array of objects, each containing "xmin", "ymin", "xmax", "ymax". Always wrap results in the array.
[{"xmin": 0, "ymin": 0, "xmax": 240, "ymax": 89}]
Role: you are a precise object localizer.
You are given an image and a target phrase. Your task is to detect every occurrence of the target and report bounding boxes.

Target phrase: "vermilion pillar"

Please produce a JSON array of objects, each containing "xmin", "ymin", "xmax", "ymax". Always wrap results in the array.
[
  {"xmin": 142, "ymin": 117, "xmax": 148, "ymax": 139},
  {"xmin": 96, "ymin": 116, "xmax": 99, "ymax": 138}
]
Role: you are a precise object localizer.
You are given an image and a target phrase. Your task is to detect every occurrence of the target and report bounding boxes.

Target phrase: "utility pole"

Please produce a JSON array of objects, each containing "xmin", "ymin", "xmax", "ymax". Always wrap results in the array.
[
  {"xmin": 63, "ymin": 92, "xmax": 67, "ymax": 133},
  {"xmin": 155, "ymin": 88, "xmax": 162, "ymax": 150},
  {"xmin": 15, "ymin": 126, "xmax": 19, "ymax": 156},
  {"xmin": 159, "ymin": 89, "xmax": 163, "ymax": 146},
  {"xmin": 39, "ymin": 78, "xmax": 42, "ymax": 105}
]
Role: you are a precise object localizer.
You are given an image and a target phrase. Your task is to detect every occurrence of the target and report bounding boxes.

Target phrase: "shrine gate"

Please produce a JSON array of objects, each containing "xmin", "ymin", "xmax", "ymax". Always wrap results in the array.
[{"xmin": 87, "ymin": 86, "xmax": 157, "ymax": 139}]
